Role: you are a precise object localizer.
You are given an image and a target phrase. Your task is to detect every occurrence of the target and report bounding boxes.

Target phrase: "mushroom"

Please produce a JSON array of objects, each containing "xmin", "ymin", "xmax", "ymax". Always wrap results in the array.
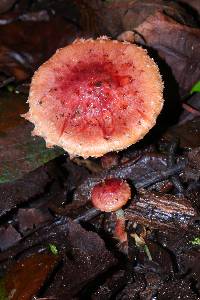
[
  {"xmin": 24, "ymin": 36, "xmax": 164, "ymax": 158},
  {"xmin": 91, "ymin": 178, "xmax": 131, "ymax": 212},
  {"xmin": 91, "ymin": 178, "xmax": 131, "ymax": 245}
]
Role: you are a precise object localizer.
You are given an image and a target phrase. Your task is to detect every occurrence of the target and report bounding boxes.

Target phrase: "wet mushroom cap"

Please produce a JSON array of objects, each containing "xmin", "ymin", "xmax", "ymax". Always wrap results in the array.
[
  {"xmin": 91, "ymin": 178, "xmax": 131, "ymax": 212},
  {"xmin": 24, "ymin": 37, "xmax": 164, "ymax": 158}
]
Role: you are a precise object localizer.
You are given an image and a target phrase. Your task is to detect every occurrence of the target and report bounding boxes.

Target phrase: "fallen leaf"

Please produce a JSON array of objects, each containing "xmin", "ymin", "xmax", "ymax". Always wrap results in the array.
[
  {"xmin": 121, "ymin": 0, "xmax": 194, "ymax": 31},
  {"xmin": 0, "ymin": 0, "xmax": 101, "ymax": 86},
  {"xmin": 0, "ymin": 92, "xmax": 64, "ymax": 183},
  {"xmin": 17, "ymin": 208, "xmax": 52, "ymax": 233},
  {"xmin": 81, "ymin": 0, "xmax": 195, "ymax": 37},
  {"xmin": 0, "ymin": 17, "xmax": 78, "ymax": 82},
  {"xmin": 1, "ymin": 254, "xmax": 58, "ymax": 300},
  {"xmin": 164, "ymin": 117, "xmax": 200, "ymax": 149},
  {"xmin": 183, "ymin": 147, "xmax": 200, "ymax": 181},
  {"xmin": 180, "ymin": 0, "xmax": 200, "ymax": 16},
  {"xmin": 0, "ymin": 225, "xmax": 21, "ymax": 251},
  {"xmin": 135, "ymin": 12, "xmax": 200, "ymax": 94},
  {"xmin": 0, "ymin": 164, "xmax": 52, "ymax": 217},
  {"xmin": 0, "ymin": 0, "xmax": 16, "ymax": 14}
]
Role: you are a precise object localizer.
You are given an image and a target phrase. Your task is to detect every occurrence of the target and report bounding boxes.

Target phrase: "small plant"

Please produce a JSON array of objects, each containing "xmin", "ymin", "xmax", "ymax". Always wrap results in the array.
[
  {"xmin": 190, "ymin": 81, "xmax": 200, "ymax": 94},
  {"xmin": 49, "ymin": 243, "xmax": 58, "ymax": 255},
  {"xmin": 190, "ymin": 237, "xmax": 200, "ymax": 246}
]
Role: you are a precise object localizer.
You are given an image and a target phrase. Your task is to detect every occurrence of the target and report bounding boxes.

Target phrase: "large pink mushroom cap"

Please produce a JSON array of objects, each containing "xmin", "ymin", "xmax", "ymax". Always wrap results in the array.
[{"xmin": 24, "ymin": 37, "xmax": 164, "ymax": 158}]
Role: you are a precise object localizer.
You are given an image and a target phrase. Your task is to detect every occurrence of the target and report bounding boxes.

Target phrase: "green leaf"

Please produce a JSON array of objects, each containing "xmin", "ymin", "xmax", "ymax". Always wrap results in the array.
[
  {"xmin": 190, "ymin": 81, "xmax": 200, "ymax": 94},
  {"xmin": 49, "ymin": 243, "xmax": 58, "ymax": 255},
  {"xmin": 0, "ymin": 92, "xmax": 64, "ymax": 183},
  {"xmin": 190, "ymin": 237, "xmax": 200, "ymax": 246}
]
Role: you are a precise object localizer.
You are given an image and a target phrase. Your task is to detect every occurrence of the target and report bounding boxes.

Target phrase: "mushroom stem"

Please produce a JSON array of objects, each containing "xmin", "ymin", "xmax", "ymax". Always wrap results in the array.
[{"xmin": 115, "ymin": 209, "xmax": 127, "ymax": 244}]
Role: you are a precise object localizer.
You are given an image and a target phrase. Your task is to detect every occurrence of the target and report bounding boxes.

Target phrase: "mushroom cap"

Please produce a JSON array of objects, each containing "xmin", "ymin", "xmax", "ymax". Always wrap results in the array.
[
  {"xmin": 91, "ymin": 178, "xmax": 131, "ymax": 212},
  {"xmin": 24, "ymin": 37, "xmax": 164, "ymax": 158}
]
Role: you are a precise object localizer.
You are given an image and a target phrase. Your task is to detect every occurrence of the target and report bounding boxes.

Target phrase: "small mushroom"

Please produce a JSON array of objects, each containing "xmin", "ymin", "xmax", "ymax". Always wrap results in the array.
[
  {"xmin": 91, "ymin": 178, "xmax": 131, "ymax": 212},
  {"xmin": 91, "ymin": 178, "xmax": 131, "ymax": 247}
]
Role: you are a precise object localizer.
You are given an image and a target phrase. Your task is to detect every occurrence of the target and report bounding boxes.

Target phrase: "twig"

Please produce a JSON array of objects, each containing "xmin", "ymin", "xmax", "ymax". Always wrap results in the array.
[
  {"xmin": 74, "ymin": 207, "xmax": 101, "ymax": 223},
  {"xmin": 135, "ymin": 160, "xmax": 186, "ymax": 189},
  {"xmin": 0, "ymin": 76, "xmax": 15, "ymax": 88},
  {"xmin": 182, "ymin": 103, "xmax": 200, "ymax": 116},
  {"xmin": 167, "ymin": 140, "xmax": 184, "ymax": 194}
]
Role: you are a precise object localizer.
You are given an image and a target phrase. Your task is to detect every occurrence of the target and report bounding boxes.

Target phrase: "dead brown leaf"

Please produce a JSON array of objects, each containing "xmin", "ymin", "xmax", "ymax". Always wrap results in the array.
[
  {"xmin": 135, "ymin": 12, "xmax": 200, "ymax": 93},
  {"xmin": 3, "ymin": 254, "xmax": 58, "ymax": 300}
]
